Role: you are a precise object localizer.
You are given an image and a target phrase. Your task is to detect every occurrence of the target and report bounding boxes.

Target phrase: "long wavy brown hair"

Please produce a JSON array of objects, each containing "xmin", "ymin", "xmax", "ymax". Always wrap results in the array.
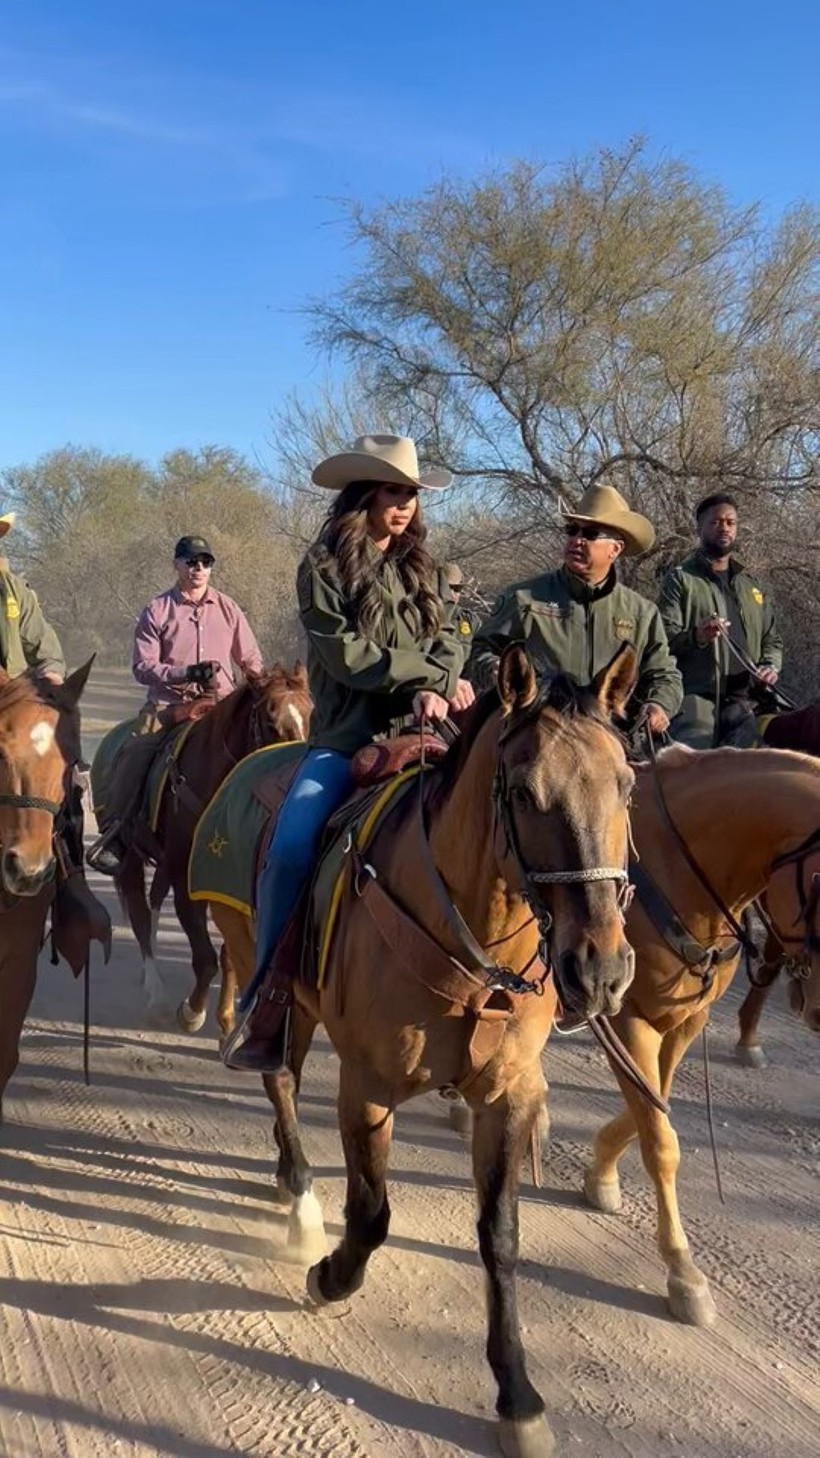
[{"xmin": 313, "ymin": 481, "xmax": 444, "ymax": 638}]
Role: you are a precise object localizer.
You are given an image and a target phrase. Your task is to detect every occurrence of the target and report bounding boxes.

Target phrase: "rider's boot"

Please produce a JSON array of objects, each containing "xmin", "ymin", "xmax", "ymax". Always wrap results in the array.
[
  {"xmin": 221, "ymin": 897, "xmax": 307, "ymax": 1073},
  {"xmin": 85, "ymin": 822, "xmax": 126, "ymax": 877}
]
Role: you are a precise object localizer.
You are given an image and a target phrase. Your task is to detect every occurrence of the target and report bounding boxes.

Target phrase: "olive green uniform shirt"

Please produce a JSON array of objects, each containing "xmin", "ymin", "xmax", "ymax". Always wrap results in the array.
[
  {"xmin": 298, "ymin": 547, "xmax": 465, "ymax": 753},
  {"xmin": 468, "ymin": 565, "xmax": 683, "ymax": 718},
  {"xmin": 0, "ymin": 567, "xmax": 66, "ymax": 679},
  {"xmin": 658, "ymin": 552, "xmax": 783, "ymax": 699}
]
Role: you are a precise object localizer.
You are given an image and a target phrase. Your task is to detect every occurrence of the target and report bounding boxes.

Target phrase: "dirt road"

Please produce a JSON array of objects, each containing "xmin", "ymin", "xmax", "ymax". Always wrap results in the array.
[{"xmin": 0, "ymin": 672, "xmax": 817, "ymax": 1457}]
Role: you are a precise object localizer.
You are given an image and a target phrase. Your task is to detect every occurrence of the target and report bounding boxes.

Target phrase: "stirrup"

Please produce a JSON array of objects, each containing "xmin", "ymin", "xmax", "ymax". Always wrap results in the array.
[
  {"xmin": 221, "ymin": 995, "xmax": 291, "ymax": 1074},
  {"xmin": 86, "ymin": 825, "xmax": 124, "ymax": 875}
]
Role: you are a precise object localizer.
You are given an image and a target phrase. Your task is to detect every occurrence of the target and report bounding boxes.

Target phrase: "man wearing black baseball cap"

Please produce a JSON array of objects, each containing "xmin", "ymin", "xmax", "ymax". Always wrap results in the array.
[{"xmin": 89, "ymin": 532, "xmax": 263, "ymax": 874}]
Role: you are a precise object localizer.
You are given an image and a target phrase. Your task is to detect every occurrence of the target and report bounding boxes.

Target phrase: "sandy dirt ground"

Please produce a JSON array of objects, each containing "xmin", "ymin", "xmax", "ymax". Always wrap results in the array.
[{"xmin": 0, "ymin": 670, "xmax": 817, "ymax": 1458}]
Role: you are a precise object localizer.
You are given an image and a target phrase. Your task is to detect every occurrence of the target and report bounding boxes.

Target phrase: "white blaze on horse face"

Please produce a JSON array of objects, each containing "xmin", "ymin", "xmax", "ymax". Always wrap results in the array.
[
  {"xmin": 30, "ymin": 720, "xmax": 56, "ymax": 757},
  {"xmin": 283, "ymin": 705, "xmax": 305, "ymax": 740}
]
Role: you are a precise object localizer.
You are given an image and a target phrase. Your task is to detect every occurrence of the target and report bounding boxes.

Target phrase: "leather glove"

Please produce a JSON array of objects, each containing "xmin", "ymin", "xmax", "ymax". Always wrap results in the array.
[{"xmin": 185, "ymin": 661, "xmax": 216, "ymax": 686}]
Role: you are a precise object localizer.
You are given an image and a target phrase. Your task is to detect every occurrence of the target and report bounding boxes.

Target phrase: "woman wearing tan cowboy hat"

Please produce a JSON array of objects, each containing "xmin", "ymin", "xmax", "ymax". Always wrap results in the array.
[
  {"xmin": 469, "ymin": 483, "xmax": 682, "ymax": 734},
  {"xmin": 232, "ymin": 435, "xmax": 474, "ymax": 1068}
]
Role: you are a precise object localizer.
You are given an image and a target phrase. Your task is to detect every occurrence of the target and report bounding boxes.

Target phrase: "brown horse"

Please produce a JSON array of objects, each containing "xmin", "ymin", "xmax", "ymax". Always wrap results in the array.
[
  {"xmin": 113, "ymin": 664, "xmax": 312, "ymax": 1024},
  {"xmin": 735, "ymin": 699, "xmax": 820, "ymax": 1066},
  {"xmin": 583, "ymin": 742, "xmax": 820, "ymax": 1327},
  {"xmin": 211, "ymin": 645, "xmax": 638, "ymax": 1458},
  {"xmin": 0, "ymin": 662, "xmax": 93, "ymax": 1113}
]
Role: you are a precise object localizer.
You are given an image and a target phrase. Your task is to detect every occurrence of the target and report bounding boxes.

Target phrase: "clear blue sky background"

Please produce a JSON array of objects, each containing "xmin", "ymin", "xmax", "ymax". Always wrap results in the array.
[{"xmin": 1, "ymin": 0, "xmax": 817, "ymax": 472}]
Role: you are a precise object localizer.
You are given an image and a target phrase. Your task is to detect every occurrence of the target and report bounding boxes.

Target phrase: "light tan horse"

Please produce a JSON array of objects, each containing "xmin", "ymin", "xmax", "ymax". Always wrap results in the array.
[
  {"xmin": 0, "ymin": 663, "xmax": 94, "ymax": 1112},
  {"xmin": 210, "ymin": 645, "xmax": 638, "ymax": 1458},
  {"xmin": 583, "ymin": 743, "xmax": 820, "ymax": 1327}
]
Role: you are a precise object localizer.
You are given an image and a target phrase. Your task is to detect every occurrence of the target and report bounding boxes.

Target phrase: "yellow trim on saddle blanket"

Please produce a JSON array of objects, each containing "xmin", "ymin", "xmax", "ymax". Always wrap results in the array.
[
  {"xmin": 755, "ymin": 713, "xmax": 775, "ymax": 744},
  {"xmin": 317, "ymin": 764, "xmax": 423, "ymax": 989},
  {"xmin": 149, "ymin": 720, "xmax": 198, "ymax": 832},
  {"xmin": 187, "ymin": 741, "xmax": 299, "ymax": 913}
]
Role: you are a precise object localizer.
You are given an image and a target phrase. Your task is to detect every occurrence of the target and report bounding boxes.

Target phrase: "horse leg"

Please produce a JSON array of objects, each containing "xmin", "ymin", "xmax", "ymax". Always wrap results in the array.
[
  {"xmin": 173, "ymin": 882, "xmax": 219, "ymax": 1034},
  {"xmin": 306, "ymin": 1064, "xmax": 392, "ymax": 1306},
  {"xmin": 472, "ymin": 1071, "xmax": 553, "ymax": 1458},
  {"xmin": 608, "ymin": 1010, "xmax": 717, "ymax": 1326},
  {"xmin": 216, "ymin": 941, "xmax": 238, "ymax": 1038},
  {"xmin": 117, "ymin": 851, "xmax": 167, "ymax": 1014},
  {"xmin": 264, "ymin": 1008, "xmax": 323, "ymax": 1256},
  {"xmin": 736, "ymin": 971, "xmax": 779, "ymax": 1068},
  {"xmin": 583, "ymin": 1104, "xmax": 637, "ymax": 1213}
]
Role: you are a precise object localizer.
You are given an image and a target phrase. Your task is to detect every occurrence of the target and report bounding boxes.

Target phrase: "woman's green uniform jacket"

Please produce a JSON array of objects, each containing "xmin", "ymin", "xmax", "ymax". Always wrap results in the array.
[{"xmin": 297, "ymin": 546, "xmax": 466, "ymax": 753}]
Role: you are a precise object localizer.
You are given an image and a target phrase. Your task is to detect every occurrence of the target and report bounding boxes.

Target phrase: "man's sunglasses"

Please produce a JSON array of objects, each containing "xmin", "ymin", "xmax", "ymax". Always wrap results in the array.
[
  {"xmin": 563, "ymin": 524, "xmax": 619, "ymax": 543},
  {"xmin": 184, "ymin": 556, "xmax": 214, "ymax": 569}
]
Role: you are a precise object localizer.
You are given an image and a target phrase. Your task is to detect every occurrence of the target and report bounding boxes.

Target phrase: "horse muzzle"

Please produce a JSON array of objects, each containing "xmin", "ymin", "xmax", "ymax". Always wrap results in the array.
[
  {"xmin": 554, "ymin": 940, "xmax": 635, "ymax": 1019},
  {"xmin": 1, "ymin": 848, "xmax": 56, "ymax": 897}
]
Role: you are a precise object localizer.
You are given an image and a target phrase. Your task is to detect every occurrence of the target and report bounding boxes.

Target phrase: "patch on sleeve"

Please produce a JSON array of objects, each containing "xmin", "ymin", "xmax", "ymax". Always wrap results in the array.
[{"xmin": 751, "ymin": 587, "xmax": 764, "ymax": 604}]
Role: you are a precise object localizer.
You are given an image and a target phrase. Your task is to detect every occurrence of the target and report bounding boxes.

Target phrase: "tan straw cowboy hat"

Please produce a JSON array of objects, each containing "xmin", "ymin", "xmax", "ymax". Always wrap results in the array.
[
  {"xmin": 559, "ymin": 483, "xmax": 654, "ymax": 556},
  {"xmin": 0, "ymin": 512, "xmax": 16, "ymax": 540},
  {"xmin": 312, "ymin": 434, "xmax": 452, "ymax": 492}
]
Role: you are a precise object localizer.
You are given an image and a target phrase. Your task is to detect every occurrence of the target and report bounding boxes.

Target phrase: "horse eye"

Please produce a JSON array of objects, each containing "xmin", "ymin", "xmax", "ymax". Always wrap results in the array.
[{"xmin": 512, "ymin": 784, "xmax": 531, "ymax": 808}]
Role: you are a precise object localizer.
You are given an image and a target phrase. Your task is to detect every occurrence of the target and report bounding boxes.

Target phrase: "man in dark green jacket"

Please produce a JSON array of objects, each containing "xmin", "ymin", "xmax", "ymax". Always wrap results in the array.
[
  {"xmin": 0, "ymin": 513, "xmax": 66, "ymax": 681},
  {"xmin": 658, "ymin": 493, "xmax": 783, "ymax": 747},
  {"xmin": 469, "ymin": 485, "xmax": 682, "ymax": 734}
]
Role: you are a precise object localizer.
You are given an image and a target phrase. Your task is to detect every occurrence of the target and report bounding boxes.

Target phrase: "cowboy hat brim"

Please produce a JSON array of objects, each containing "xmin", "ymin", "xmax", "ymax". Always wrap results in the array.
[
  {"xmin": 311, "ymin": 452, "xmax": 452, "ymax": 493},
  {"xmin": 559, "ymin": 498, "xmax": 654, "ymax": 556},
  {"xmin": 0, "ymin": 512, "xmax": 16, "ymax": 540}
]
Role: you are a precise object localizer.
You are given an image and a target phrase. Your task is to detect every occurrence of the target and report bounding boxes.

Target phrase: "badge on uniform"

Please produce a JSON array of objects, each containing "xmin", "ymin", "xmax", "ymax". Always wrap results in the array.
[
  {"xmin": 613, "ymin": 617, "xmax": 634, "ymax": 641},
  {"xmin": 459, "ymin": 620, "xmax": 472, "ymax": 636},
  {"xmin": 5, "ymin": 597, "xmax": 19, "ymax": 620},
  {"xmin": 751, "ymin": 588, "xmax": 764, "ymax": 604}
]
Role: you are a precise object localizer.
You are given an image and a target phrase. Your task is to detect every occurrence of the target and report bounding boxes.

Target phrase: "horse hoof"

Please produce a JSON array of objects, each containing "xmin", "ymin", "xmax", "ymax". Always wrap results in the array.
[
  {"xmin": 448, "ymin": 1099, "xmax": 472, "ymax": 1135},
  {"xmin": 498, "ymin": 1413, "xmax": 555, "ymax": 1458},
  {"xmin": 306, "ymin": 1262, "xmax": 331, "ymax": 1307},
  {"xmin": 271, "ymin": 1176, "xmax": 292, "ymax": 1207},
  {"xmin": 735, "ymin": 1042, "xmax": 767, "ymax": 1068},
  {"xmin": 583, "ymin": 1169, "xmax": 622, "ymax": 1213},
  {"xmin": 176, "ymin": 999, "xmax": 206, "ymax": 1033},
  {"xmin": 667, "ymin": 1272, "xmax": 718, "ymax": 1327}
]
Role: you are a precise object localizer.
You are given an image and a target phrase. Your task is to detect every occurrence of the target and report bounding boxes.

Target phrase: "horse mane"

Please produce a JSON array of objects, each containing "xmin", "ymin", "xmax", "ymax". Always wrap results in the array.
[
  {"xmin": 0, "ymin": 672, "xmax": 59, "ymax": 714},
  {"xmin": 431, "ymin": 673, "xmax": 614, "ymax": 807}
]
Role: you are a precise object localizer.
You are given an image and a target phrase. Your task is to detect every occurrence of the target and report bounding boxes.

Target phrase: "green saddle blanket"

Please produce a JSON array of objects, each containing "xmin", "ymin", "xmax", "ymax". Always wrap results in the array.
[
  {"xmin": 90, "ymin": 718, "xmax": 140, "ymax": 817},
  {"xmin": 188, "ymin": 743, "xmax": 306, "ymax": 914},
  {"xmin": 188, "ymin": 750, "xmax": 424, "ymax": 987},
  {"xmin": 91, "ymin": 717, "xmax": 197, "ymax": 831}
]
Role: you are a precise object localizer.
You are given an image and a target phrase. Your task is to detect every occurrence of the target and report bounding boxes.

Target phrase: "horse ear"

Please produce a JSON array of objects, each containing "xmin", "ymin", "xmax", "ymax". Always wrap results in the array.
[
  {"xmin": 292, "ymin": 659, "xmax": 308, "ymax": 687},
  {"xmin": 498, "ymin": 645, "xmax": 538, "ymax": 713},
  {"xmin": 591, "ymin": 643, "xmax": 638, "ymax": 719},
  {"xmin": 61, "ymin": 656, "xmax": 96, "ymax": 709}
]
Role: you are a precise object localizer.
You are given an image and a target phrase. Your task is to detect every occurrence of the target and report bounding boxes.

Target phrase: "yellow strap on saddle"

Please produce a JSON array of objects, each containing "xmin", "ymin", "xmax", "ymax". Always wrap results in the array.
[{"xmin": 317, "ymin": 764, "xmax": 423, "ymax": 989}]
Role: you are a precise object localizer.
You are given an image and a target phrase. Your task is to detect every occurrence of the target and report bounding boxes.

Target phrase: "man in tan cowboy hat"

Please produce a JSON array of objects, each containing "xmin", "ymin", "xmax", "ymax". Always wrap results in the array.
[
  {"xmin": 0, "ymin": 513, "xmax": 66, "ymax": 682},
  {"xmin": 468, "ymin": 483, "xmax": 682, "ymax": 733}
]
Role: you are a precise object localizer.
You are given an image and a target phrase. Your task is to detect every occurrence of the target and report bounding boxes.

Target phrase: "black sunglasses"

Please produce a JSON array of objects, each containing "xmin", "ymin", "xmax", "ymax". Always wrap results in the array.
[
  {"xmin": 184, "ymin": 556, "xmax": 214, "ymax": 568},
  {"xmin": 563, "ymin": 523, "xmax": 619, "ymax": 543}
]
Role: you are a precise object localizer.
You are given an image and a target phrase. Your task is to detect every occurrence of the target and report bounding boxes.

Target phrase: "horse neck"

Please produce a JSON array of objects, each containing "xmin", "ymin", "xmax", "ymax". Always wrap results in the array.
[
  {"xmin": 193, "ymin": 686, "xmax": 254, "ymax": 768},
  {"xmin": 427, "ymin": 714, "xmax": 532, "ymax": 951},
  {"xmin": 636, "ymin": 747, "xmax": 820, "ymax": 906}
]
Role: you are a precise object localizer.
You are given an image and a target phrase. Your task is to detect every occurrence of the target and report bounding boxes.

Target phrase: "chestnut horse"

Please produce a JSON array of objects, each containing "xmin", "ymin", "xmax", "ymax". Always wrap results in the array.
[
  {"xmin": 735, "ymin": 700, "xmax": 820, "ymax": 1066},
  {"xmin": 583, "ymin": 742, "xmax": 820, "ymax": 1327},
  {"xmin": 212, "ymin": 645, "xmax": 638, "ymax": 1458},
  {"xmin": 112, "ymin": 664, "xmax": 312, "ymax": 1024},
  {"xmin": 0, "ymin": 662, "xmax": 93, "ymax": 1114}
]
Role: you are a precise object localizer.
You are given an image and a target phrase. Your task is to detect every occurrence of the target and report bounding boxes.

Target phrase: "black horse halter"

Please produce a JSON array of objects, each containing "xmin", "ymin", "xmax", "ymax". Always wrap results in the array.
[{"xmin": 0, "ymin": 791, "xmax": 64, "ymax": 817}]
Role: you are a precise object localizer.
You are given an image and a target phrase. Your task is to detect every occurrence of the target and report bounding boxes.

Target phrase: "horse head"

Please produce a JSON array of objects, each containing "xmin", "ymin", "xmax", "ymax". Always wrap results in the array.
[
  {"xmin": 251, "ymin": 661, "xmax": 313, "ymax": 745},
  {"xmin": 0, "ymin": 659, "xmax": 92, "ymax": 896},
  {"xmin": 493, "ymin": 642, "xmax": 638, "ymax": 1019}
]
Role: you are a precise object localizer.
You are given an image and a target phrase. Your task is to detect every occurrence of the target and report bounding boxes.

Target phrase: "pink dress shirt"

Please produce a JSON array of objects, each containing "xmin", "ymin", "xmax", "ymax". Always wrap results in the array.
[{"xmin": 133, "ymin": 585, "xmax": 264, "ymax": 707}]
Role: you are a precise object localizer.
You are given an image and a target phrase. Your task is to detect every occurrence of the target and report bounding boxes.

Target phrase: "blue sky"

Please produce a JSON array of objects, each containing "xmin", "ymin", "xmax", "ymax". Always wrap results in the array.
[{"xmin": 0, "ymin": 0, "xmax": 817, "ymax": 473}]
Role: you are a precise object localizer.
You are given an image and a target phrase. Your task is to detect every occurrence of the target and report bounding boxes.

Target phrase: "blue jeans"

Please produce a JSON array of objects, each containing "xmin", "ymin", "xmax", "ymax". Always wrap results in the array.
[{"xmin": 244, "ymin": 748, "xmax": 354, "ymax": 1006}]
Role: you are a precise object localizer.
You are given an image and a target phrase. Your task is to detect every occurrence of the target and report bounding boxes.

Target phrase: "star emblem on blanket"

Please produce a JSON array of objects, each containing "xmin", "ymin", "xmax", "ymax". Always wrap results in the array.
[{"xmin": 208, "ymin": 832, "xmax": 229, "ymax": 858}]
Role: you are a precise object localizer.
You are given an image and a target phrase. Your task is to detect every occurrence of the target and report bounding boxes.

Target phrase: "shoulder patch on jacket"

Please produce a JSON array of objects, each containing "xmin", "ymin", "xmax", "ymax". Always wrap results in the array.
[{"xmin": 751, "ymin": 587, "xmax": 764, "ymax": 604}]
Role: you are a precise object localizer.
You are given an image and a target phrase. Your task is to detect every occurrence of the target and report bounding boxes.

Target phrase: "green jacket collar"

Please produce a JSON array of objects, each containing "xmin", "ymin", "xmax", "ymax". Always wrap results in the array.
[
  {"xmin": 559, "ymin": 564, "xmax": 618, "ymax": 604},
  {"xmin": 683, "ymin": 550, "xmax": 748, "ymax": 582}
]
